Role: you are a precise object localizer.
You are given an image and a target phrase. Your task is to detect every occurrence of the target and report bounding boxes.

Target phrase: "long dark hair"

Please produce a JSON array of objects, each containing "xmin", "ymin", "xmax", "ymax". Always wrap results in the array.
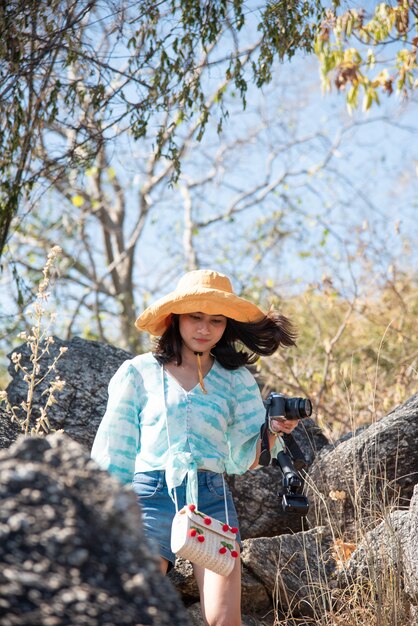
[{"xmin": 153, "ymin": 312, "xmax": 296, "ymax": 370}]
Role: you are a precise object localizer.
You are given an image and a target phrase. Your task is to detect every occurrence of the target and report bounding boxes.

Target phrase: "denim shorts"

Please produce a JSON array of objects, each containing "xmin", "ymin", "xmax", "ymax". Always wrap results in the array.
[{"xmin": 132, "ymin": 470, "xmax": 241, "ymax": 566}]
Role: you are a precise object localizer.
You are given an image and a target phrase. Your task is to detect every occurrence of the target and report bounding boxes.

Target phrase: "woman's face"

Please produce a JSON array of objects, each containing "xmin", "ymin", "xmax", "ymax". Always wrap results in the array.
[{"xmin": 178, "ymin": 312, "xmax": 227, "ymax": 355}]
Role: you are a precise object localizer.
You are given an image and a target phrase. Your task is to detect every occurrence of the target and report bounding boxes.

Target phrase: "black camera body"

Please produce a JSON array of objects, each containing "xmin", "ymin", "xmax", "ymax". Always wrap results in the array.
[
  {"xmin": 260, "ymin": 393, "xmax": 312, "ymax": 516},
  {"xmin": 265, "ymin": 392, "xmax": 312, "ymax": 421}
]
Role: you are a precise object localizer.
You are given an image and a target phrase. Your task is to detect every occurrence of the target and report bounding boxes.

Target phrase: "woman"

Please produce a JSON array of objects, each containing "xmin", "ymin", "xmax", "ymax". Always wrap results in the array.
[{"xmin": 91, "ymin": 269, "xmax": 300, "ymax": 626}]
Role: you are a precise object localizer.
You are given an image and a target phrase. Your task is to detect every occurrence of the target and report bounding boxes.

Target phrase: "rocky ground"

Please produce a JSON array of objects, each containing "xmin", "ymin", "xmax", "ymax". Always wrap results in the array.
[{"xmin": 1, "ymin": 336, "xmax": 417, "ymax": 625}]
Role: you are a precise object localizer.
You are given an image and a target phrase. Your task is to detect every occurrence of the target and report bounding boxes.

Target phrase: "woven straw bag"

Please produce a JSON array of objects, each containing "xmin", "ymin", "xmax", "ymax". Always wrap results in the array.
[{"xmin": 171, "ymin": 504, "xmax": 238, "ymax": 576}]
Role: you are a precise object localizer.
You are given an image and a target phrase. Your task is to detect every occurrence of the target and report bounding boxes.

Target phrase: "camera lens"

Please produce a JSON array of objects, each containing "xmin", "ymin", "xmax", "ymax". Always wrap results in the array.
[
  {"xmin": 284, "ymin": 397, "xmax": 312, "ymax": 419},
  {"xmin": 299, "ymin": 398, "xmax": 312, "ymax": 418}
]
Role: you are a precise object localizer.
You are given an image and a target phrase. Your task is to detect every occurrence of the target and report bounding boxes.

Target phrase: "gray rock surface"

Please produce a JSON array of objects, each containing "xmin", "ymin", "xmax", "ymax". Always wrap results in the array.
[
  {"xmin": 0, "ymin": 406, "xmax": 20, "ymax": 449},
  {"xmin": 4, "ymin": 336, "xmax": 131, "ymax": 450},
  {"xmin": 0, "ymin": 432, "xmax": 192, "ymax": 626},
  {"xmin": 306, "ymin": 393, "xmax": 418, "ymax": 536},
  {"xmin": 241, "ymin": 527, "xmax": 336, "ymax": 619},
  {"xmin": 339, "ymin": 484, "xmax": 418, "ymax": 624}
]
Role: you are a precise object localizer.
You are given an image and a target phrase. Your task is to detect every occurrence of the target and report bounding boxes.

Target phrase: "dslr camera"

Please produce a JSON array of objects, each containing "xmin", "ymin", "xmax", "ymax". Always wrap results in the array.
[
  {"xmin": 259, "ymin": 393, "xmax": 312, "ymax": 516},
  {"xmin": 266, "ymin": 392, "xmax": 312, "ymax": 422}
]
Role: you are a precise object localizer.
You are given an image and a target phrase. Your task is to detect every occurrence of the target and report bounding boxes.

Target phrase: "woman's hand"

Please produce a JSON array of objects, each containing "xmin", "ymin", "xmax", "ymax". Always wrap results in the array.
[
  {"xmin": 269, "ymin": 417, "xmax": 300, "ymax": 435},
  {"xmin": 250, "ymin": 417, "xmax": 300, "ymax": 469}
]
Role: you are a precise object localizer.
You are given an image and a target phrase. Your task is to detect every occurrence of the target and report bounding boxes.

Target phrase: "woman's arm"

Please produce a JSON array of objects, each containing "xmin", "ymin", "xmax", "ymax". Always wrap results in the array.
[{"xmin": 91, "ymin": 361, "xmax": 142, "ymax": 483}]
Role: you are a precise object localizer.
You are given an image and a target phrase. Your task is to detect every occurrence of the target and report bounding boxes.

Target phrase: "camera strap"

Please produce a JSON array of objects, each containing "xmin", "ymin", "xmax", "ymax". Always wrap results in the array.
[
  {"xmin": 258, "ymin": 408, "xmax": 272, "ymax": 466},
  {"xmin": 281, "ymin": 433, "xmax": 308, "ymax": 472}
]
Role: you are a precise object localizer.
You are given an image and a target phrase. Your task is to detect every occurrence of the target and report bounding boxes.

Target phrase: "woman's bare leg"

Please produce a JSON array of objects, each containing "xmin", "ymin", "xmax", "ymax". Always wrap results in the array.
[
  {"xmin": 192, "ymin": 546, "xmax": 242, "ymax": 626},
  {"xmin": 160, "ymin": 557, "xmax": 170, "ymax": 575}
]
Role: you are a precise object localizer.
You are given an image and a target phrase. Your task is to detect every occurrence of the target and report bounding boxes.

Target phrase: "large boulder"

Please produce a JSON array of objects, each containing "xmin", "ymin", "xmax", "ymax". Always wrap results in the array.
[
  {"xmin": 0, "ymin": 406, "xmax": 20, "ymax": 449},
  {"xmin": 338, "ymin": 484, "xmax": 418, "ymax": 626},
  {"xmin": 306, "ymin": 393, "xmax": 418, "ymax": 536},
  {"xmin": 0, "ymin": 432, "xmax": 192, "ymax": 626},
  {"xmin": 241, "ymin": 527, "xmax": 335, "ymax": 620},
  {"xmin": 3, "ymin": 337, "xmax": 131, "ymax": 450}
]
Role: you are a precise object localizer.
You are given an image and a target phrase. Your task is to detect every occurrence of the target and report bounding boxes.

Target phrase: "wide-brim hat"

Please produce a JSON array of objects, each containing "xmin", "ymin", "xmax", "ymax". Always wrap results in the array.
[{"xmin": 135, "ymin": 269, "xmax": 266, "ymax": 336}]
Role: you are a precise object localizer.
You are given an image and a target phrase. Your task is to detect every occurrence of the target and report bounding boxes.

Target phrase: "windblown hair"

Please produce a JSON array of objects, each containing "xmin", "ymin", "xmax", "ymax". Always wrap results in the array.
[{"xmin": 153, "ymin": 312, "xmax": 296, "ymax": 370}]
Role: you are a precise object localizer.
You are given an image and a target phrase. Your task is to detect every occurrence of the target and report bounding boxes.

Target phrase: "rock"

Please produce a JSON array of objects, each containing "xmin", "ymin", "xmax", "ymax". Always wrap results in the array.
[
  {"xmin": 241, "ymin": 615, "xmax": 274, "ymax": 626},
  {"xmin": 339, "ymin": 484, "xmax": 418, "ymax": 624},
  {"xmin": 168, "ymin": 558, "xmax": 199, "ymax": 603},
  {"xmin": 0, "ymin": 407, "xmax": 20, "ymax": 449},
  {"xmin": 406, "ymin": 485, "xmax": 418, "ymax": 602},
  {"xmin": 3, "ymin": 337, "xmax": 131, "ymax": 450},
  {"xmin": 241, "ymin": 568, "xmax": 272, "ymax": 615},
  {"xmin": 0, "ymin": 432, "xmax": 192, "ymax": 626},
  {"xmin": 306, "ymin": 393, "xmax": 418, "ymax": 536},
  {"xmin": 241, "ymin": 527, "xmax": 336, "ymax": 619},
  {"xmin": 187, "ymin": 603, "xmax": 205, "ymax": 626},
  {"xmin": 227, "ymin": 467, "xmax": 310, "ymax": 539}
]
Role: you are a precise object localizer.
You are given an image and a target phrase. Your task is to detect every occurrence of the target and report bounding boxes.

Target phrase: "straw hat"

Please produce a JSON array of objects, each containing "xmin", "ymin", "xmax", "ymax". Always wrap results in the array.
[{"xmin": 135, "ymin": 269, "xmax": 266, "ymax": 336}]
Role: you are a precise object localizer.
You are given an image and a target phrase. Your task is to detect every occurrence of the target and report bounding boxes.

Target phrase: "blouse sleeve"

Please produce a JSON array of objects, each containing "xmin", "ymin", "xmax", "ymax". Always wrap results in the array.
[
  {"xmin": 91, "ymin": 360, "xmax": 144, "ymax": 484},
  {"xmin": 224, "ymin": 367, "xmax": 284, "ymax": 474}
]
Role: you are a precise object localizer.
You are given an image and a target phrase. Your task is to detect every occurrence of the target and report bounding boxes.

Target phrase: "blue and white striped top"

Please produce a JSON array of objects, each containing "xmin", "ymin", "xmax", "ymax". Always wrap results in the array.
[{"xmin": 91, "ymin": 352, "xmax": 284, "ymax": 506}]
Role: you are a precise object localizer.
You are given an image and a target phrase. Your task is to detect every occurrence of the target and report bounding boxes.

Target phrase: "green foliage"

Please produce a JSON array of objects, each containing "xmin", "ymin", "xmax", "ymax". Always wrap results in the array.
[
  {"xmin": 315, "ymin": 1, "xmax": 418, "ymax": 112},
  {"xmin": 0, "ymin": 0, "xmax": 323, "ymax": 257},
  {"xmin": 0, "ymin": 0, "xmax": 95, "ymax": 254},
  {"xmin": 255, "ymin": 0, "xmax": 323, "ymax": 85}
]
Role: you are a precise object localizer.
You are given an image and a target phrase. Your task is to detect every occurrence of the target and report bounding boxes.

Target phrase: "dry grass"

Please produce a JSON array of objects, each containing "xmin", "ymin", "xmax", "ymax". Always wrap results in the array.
[
  {"xmin": 259, "ymin": 281, "xmax": 417, "ymax": 624},
  {"xmin": 0, "ymin": 246, "xmax": 67, "ymax": 435},
  {"xmin": 271, "ymin": 457, "xmax": 413, "ymax": 626}
]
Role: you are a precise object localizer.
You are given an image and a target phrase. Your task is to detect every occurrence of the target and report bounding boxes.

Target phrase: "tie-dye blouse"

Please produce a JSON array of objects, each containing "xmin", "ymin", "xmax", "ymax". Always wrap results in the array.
[{"xmin": 91, "ymin": 352, "xmax": 284, "ymax": 506}]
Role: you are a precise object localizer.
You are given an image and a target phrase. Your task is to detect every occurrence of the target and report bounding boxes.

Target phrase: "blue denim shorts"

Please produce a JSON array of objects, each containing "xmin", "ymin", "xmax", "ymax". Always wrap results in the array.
[{"xmin": 132, "ymin": 470, "xmax": 241, "ymax": 566}]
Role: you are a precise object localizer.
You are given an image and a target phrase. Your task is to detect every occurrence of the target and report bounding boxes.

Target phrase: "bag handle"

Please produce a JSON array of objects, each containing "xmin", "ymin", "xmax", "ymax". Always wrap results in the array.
[{"xmin": 161, "ymin": 365, "xmax": 230, "ymax": 525}]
